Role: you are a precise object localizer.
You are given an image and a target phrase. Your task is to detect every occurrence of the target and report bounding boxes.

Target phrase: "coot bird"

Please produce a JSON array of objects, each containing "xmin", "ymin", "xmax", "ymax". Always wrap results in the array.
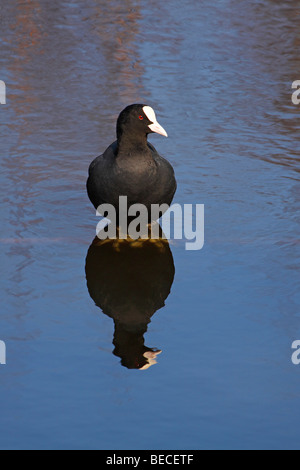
[{"xmin": 87, "ymin": 104, "xmax": 177, "ymax": 221}]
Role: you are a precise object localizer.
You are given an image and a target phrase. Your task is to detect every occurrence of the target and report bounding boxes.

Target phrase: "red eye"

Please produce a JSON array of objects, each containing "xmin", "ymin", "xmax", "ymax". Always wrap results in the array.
[{"xmin": 139, "ymin": 115, "xmax": 144, "ymax": 120}]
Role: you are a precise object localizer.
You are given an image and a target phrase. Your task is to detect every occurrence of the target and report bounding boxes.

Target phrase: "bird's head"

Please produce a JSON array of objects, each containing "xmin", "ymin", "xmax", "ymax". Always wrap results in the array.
[{"xmin": 117, "ymin": 104, "xmax": 168, "ymax": 141}]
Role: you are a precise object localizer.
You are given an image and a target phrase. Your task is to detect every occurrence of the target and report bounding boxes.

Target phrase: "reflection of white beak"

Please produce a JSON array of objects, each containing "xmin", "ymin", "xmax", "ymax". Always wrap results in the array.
[
  {"xmin": 139, "ymin": 350, "xmax": 162, "ymax": 371},
  {"xmin": 143, "ymin": 105, "xmax": 168, "ymax": 138}
]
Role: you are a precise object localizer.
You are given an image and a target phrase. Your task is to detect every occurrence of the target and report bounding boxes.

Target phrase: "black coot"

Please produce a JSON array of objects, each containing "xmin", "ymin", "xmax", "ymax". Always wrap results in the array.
[{"xmin": 87, "ymin": 104, "xmax": 177, "ymax": 221}]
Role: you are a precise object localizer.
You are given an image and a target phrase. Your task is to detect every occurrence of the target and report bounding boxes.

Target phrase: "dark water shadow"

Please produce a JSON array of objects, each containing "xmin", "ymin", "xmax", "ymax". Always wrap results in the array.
[{"xmin": 85, "ymin": 228, "xmax": 175, "ymax": 370}]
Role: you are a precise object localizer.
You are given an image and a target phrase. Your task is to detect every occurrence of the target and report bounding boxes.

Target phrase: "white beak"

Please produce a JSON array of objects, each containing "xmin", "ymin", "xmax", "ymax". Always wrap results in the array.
[
  {"xmin": 148, "ymin": 121, "xmax": 168, "ymax": 137},
  {"xmin": 143, "ymin": 105, "xmax": 168, "ymax": 138}
]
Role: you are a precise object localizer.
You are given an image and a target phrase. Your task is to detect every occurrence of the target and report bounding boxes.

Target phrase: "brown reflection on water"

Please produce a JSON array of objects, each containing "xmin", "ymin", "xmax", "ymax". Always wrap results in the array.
[
  {"xmin": 7, "ymin": 0, "xmax": 44, "ymax": 132},
  {"xmin": 2, "ymin": 1, "xmax": 44, "ymax": 306},
  {"xmin": 229, "ymin": 0, "xmax": 300, "ymax": 173},
  {"xmin": 91, "ymin": 0, "xmax": 147, "ymax": 108}
]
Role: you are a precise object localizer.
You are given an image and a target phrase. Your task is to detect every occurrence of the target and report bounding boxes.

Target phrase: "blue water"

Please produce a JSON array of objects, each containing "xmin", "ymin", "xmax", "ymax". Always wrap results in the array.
[{"xmin": 0, "ymin": 0, "xmax": 300, "ymax": 450}]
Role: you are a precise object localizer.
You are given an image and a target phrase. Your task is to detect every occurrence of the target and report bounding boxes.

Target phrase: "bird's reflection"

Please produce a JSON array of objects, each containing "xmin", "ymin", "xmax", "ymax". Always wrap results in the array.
[{"xmin": 85, "ymin": 226, "xmax": 175, "ymax": 370}]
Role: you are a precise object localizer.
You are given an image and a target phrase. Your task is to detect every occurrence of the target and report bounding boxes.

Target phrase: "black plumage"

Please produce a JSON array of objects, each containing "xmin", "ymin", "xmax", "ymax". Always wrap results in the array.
[{"xmin": 87, "ymin": 104, "xmax": 177, "ymax": 222}]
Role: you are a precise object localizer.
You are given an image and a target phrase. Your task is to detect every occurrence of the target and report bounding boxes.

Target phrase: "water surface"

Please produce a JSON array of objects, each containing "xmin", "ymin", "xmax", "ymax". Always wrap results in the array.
[{"xmin": 0, "ymin": 0, "xmax": 300, "ymax": 450}]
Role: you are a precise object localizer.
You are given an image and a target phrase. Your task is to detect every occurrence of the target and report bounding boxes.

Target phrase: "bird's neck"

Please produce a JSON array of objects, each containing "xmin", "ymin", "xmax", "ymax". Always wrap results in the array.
[{"xmin": 117, "ymin": 132, "xmax": 149, "ymax": 155}]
